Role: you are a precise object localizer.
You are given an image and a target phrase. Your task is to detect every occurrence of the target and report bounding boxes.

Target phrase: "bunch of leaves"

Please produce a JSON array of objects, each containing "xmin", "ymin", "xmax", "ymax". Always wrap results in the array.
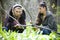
[{"xmin": 0, "ymin": 24, "xmax": 60, "ymax": 40}]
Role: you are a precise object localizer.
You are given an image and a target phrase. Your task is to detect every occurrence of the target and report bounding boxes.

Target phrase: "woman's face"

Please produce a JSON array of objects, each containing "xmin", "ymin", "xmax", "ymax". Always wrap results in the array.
[
  {"xmin": 12, "ymin": 7, "xmax": 22, "ymax": 17},
  {"xmin": 38, "ymin": 6, "xmax": 46, "ymax": 13}
]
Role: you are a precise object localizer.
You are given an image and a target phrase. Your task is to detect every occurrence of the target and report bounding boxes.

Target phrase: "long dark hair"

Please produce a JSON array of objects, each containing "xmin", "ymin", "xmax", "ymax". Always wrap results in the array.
[{"xmin": 36, "ymin": 12, "xmax": 43, "ymax": 25}]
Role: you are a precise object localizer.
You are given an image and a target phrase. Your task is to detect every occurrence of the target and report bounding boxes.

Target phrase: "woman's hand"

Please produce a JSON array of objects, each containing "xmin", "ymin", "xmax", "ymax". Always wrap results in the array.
[
  {"xmin": 30, "ymin": 20, "xmax": 33, "ymax": 24},
  {"xmin": 14, "ymin": 24, "xmax": 20, "ymax": 27},
  {"xmin": 14, "ymin": 24, "xmax": 21, "ymax": 28}
]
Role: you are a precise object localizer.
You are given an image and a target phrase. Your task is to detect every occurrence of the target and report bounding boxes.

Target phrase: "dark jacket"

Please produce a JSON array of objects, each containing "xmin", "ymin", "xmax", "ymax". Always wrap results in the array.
[
  {"xmin": 36, "ymin": 11, "xmax": 57, "ymax": 32},
  {"xmin": 4, "ymin": 10, "xmax": 26, "ymax": 33}
]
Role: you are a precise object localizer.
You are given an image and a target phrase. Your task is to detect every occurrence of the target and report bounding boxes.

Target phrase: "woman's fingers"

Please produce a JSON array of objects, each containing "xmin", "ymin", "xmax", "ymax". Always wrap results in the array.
[
  {"xmin": 30, "ymin": 20, "xmax": 32, "ymax": 24},
  {"xmin": 14, "ymin": 24, "xmax": 23, "ymax": 29},
  {"xmin": 14, "ymin": 24, "xmax": 20, "ymax": 27}
]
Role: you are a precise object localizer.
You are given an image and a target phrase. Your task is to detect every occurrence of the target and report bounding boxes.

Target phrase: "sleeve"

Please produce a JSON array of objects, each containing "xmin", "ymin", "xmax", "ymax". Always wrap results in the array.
[
  {"xmin": 4, "ymin": 17, "xmax": 9, "ymax": 27},
  {"xmin": 46, "ymin": 15, "xmax": 57, "ymax": 32},
  {"xmin": 4, "ymin": 17, "xmax": 14, "ymax": 29}
]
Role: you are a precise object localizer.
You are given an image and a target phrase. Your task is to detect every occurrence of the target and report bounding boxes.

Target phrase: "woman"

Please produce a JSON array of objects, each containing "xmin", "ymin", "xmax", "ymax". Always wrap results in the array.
[
  {"xmin": 35, "ymin": 2, "xmax": 57, "ymax": 35},
  {"xmin": 4, "ymin": 4, "xmax": 26, "ymax": 33}
]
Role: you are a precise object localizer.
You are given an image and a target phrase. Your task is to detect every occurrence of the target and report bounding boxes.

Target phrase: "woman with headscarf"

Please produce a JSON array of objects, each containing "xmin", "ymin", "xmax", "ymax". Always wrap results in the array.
[{"xmin": 4, "ymin": 4, "xmax": 26, "ymax": 33}]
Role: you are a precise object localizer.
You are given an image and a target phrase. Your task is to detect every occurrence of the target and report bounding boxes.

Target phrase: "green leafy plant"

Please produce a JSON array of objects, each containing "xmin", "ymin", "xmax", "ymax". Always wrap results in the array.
[{"xmin": 0, "ymin": 23, "xmax": 60, "ymax": 40}]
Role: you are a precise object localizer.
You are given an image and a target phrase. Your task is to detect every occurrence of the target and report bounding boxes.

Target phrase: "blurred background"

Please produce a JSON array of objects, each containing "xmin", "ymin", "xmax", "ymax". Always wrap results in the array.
[{"xmin": 0, "ymin": 0, "xmax": 60, "ymax": 33}]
